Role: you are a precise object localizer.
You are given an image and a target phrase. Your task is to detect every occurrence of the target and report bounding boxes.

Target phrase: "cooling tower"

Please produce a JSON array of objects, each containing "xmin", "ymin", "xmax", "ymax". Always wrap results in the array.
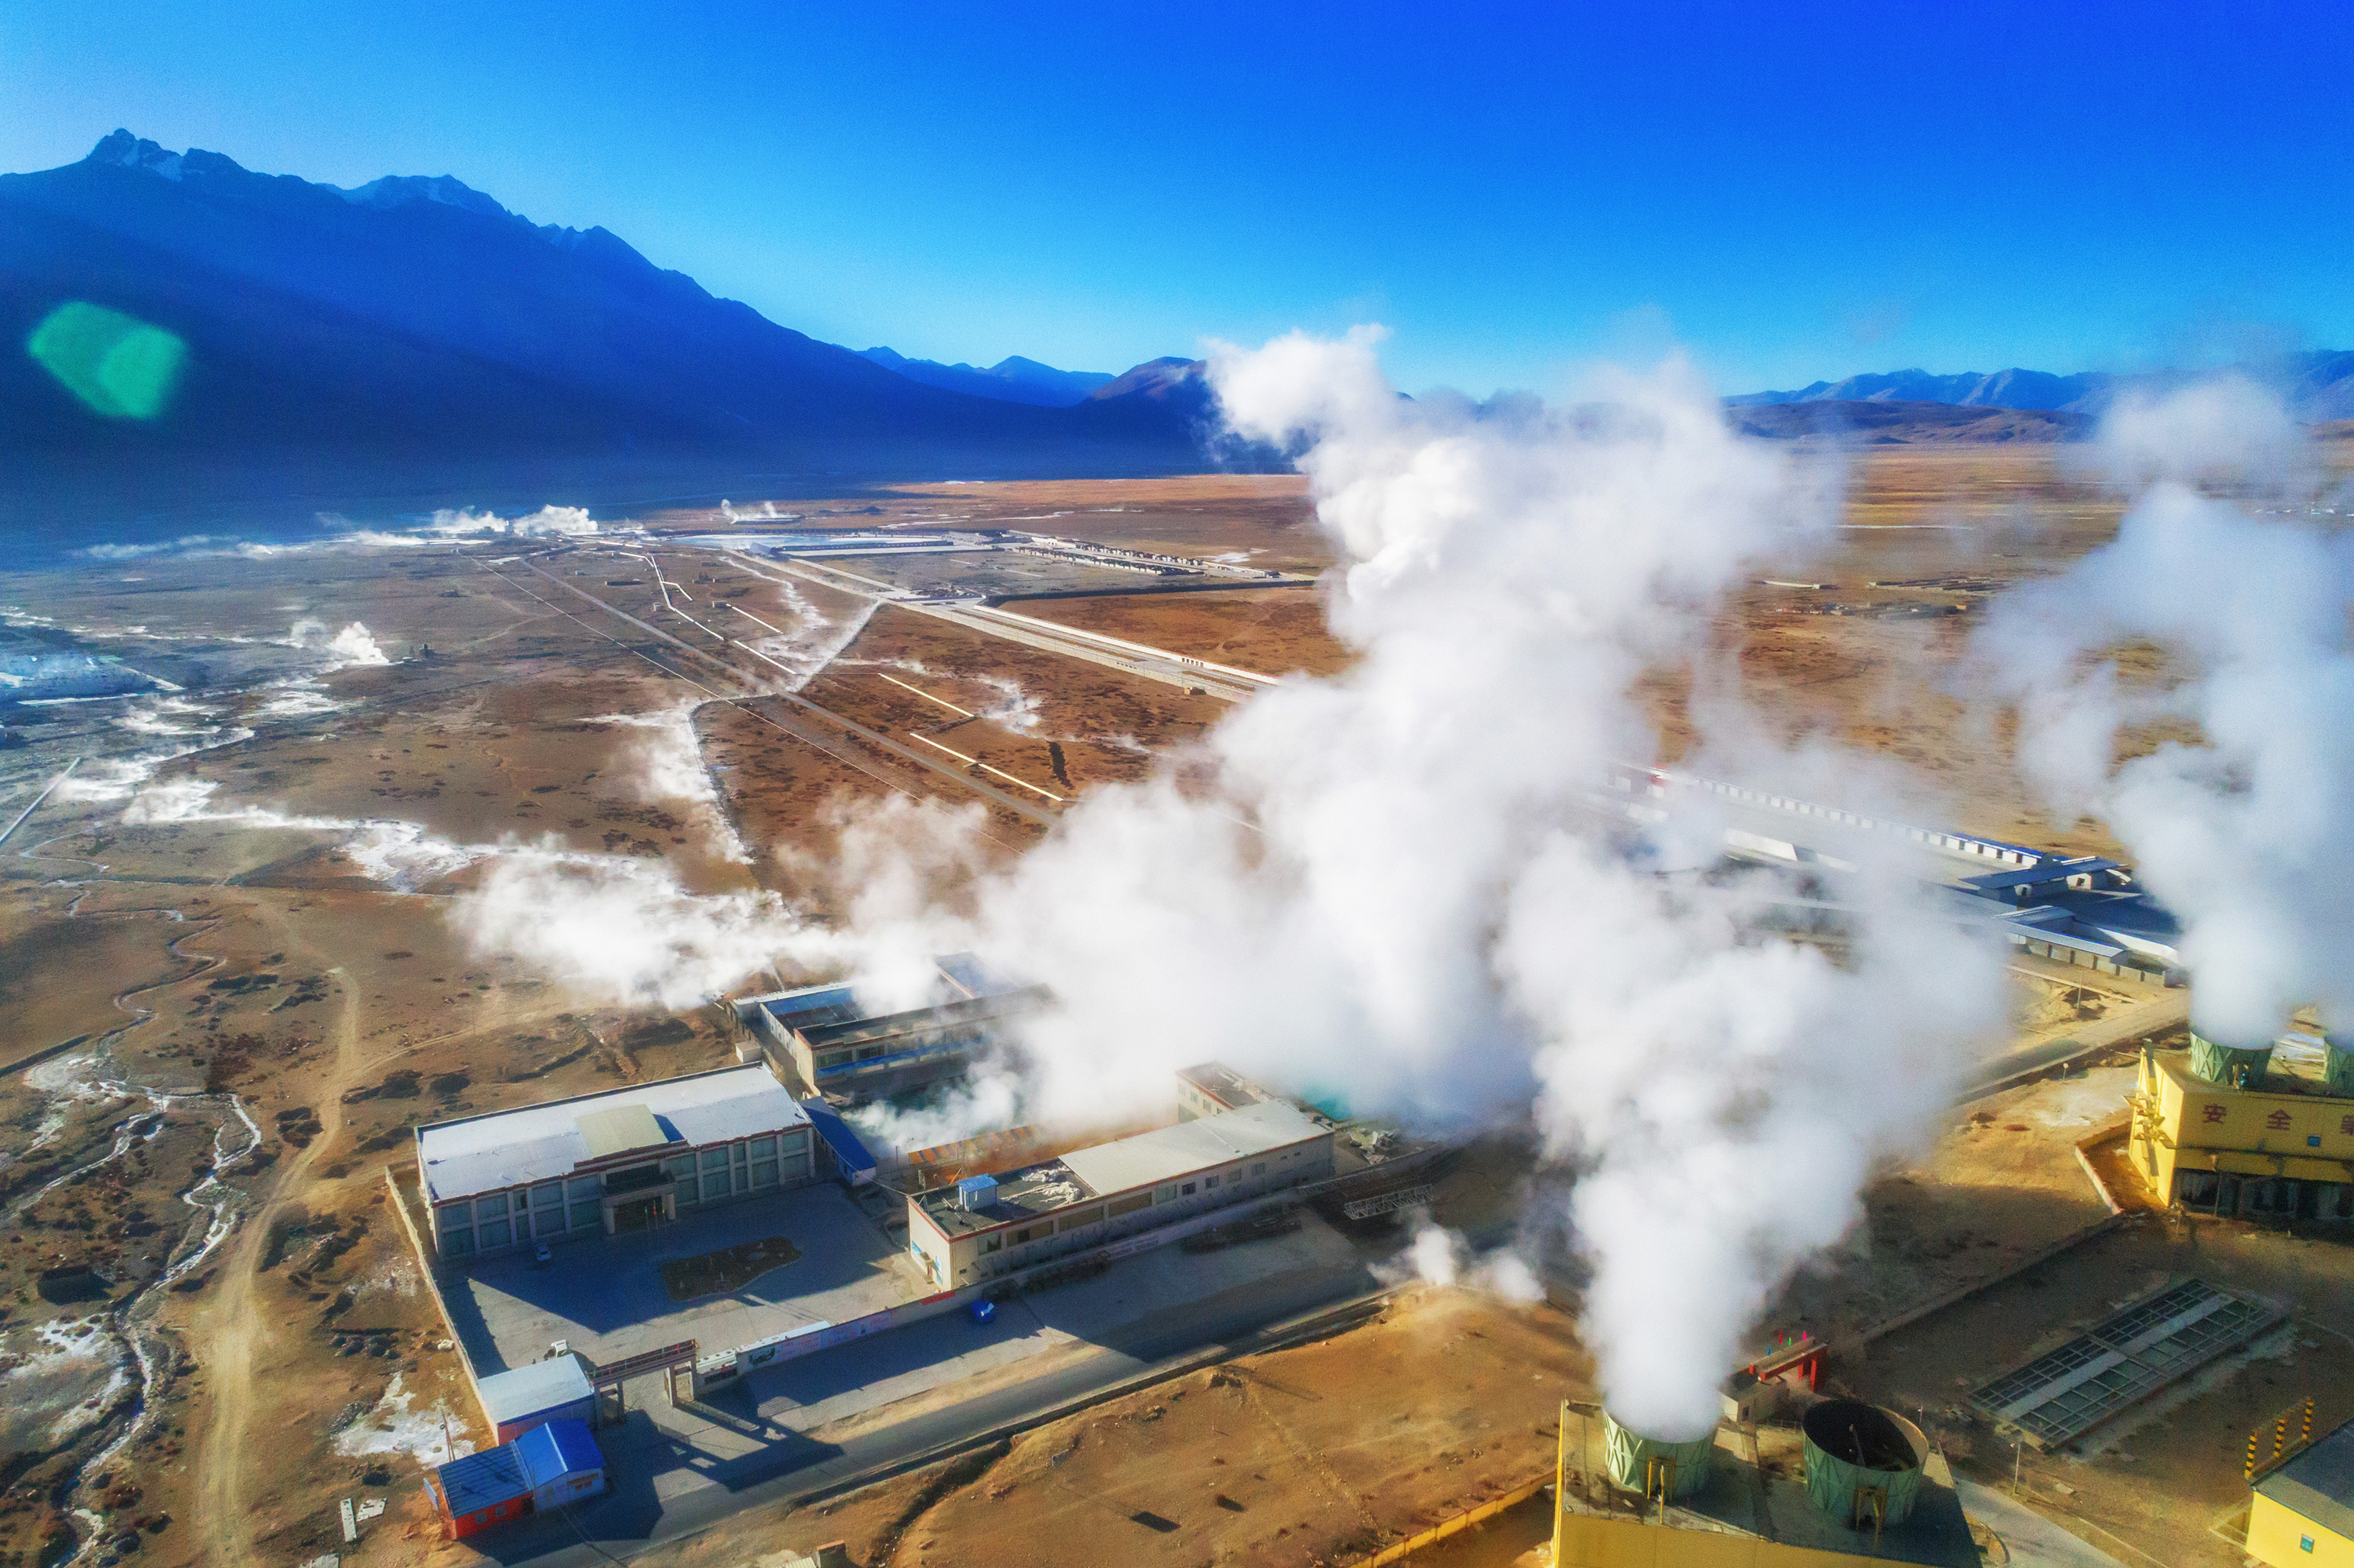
[
  {"xmin": 2324, "ymin": 1033, "xmax": 2354, "ymax": 1095},
  {"xmin": 2188, "ymin": 1030, "xmax": 2274, "ymax": 1087},
  {"xmin": 1602, "ymin": 1410, "xmax": 1716, "ymax": 1500},
  {"xmin": 1800, "ymin": 1400, "xmax": 1926, "ymax": 1530}
]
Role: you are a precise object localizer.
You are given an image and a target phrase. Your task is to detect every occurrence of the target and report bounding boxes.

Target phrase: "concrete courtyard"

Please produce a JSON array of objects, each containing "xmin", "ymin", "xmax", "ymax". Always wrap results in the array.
[{"xmin": 443, "ymin": 1181, "xmax": 929, "ymax": 1375}]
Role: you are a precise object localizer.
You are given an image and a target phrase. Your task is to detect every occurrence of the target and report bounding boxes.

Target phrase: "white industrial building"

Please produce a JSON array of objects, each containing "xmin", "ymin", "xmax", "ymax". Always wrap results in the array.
[
  {"xmin": 416, "ymin": 1065, "xmax": 815, "ymax": 1260},
  {"xmin": 904, "ymin": 1096, "xmax": 1336, "ymax": 1290}
]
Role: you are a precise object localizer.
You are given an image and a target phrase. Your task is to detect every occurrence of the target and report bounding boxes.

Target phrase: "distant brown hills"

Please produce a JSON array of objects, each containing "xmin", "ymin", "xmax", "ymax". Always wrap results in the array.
[{"xmin": 1726, "ymin": 399, "xmax": 2093, "ymax": 444}]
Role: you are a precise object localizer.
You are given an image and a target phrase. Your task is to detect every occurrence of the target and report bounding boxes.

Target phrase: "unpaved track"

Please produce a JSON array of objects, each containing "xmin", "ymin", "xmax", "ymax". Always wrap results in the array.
[{"xmin": 193, "ymin": 923, "xmax": 363, "ymax": 1566}]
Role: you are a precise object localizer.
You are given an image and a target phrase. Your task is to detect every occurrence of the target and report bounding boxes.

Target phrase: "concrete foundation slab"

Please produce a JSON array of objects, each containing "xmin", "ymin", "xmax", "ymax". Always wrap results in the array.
[{"xmin": 443, "ymin": 1183, "xmax": 927, "ymax": 1376}]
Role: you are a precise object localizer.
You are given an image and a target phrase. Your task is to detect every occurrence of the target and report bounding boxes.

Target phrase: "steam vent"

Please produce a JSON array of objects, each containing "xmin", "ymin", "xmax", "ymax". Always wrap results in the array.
[
  {"xmin": 2325, "ymin": 1033, "xmax": 2354, "ymax": 1096},
  {"xmin": 1801, "ymin": 1400, "xmax": 1928, "ymax": 1529},
  {"xmin": 1553, "ymin": 1398, "xmax": 1981, "ymax": 1568},
  {"xmin": 1602, "ymin": 1410, "xmax": 1715, "ymax": 1500},
  {"xmin": 2188, "ymin": 1029, "xmax": 2275, "ymax": 1087}
]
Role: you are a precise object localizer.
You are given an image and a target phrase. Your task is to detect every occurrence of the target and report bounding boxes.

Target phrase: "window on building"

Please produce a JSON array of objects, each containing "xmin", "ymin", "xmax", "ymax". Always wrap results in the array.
[
  {"xmin": 1108, "ymin": 1192, "xmax": 1151, "ymax": 1218},
  {"xmin": 532, "ymin": 1181, "xmax": 563, "ymax": 1212},
  {"xmin": 700, "ymin": 1147, "xmax": 728, "ymax": 1170},
  {"xmin": 1011, "ymin": 1227, "xmax": 1032, "ymax": 1244},
  {"xmin": 749, "ymin": 1135, "xmax": 776, "ymax": 1159},
  {"xmin": 1204, "ymin": 1174, "xmax": 1219, "ymax": 1189},
  {"xmin": 476, "ymin": 1192, "xmax": 508, "ymax": 1218},
  {"xmin": 442, "ymin": 1228, "xmax": 475, "ymax": 1258},
  {"xmin": 704, "ymin": 1172, "xmax": 730, "ymax": 1202},
  {"xmin": 437, "ymin": 1201, "xmax": 473, "ymax": 1229},
  {"xmin": 753, "ymin": 1158, "xmax": 779, "ymax": 1188},
  {"xmin": 478, "ymin": 1218, "xmax": 512, "ymax": 1249},
  {"xmin": 1155, "ymin": 1184, "xmax": 1178, "ymax": 1204},
  {"xmin": 570, "ymin": 1201, "xmax": 600, "ymax": 1231},
  {"xmin": 566, "ymin": 1177, "xmax": 601, "ymax": 1202},
  {"xmin": 1252, "ymin": 1163, "xmax": 1266, "ymax": 1176},
  {"xmin": 984, "ymin": 1237, "xmax": 1001, "ymax": 1253},
  {"xmin": 1181, "ymin": 1182, "xmax": 1196, "ymax": 1196},
  {"xmin": 537, "ymin": 1208, "xmax": 569, "ymax": 1237}
]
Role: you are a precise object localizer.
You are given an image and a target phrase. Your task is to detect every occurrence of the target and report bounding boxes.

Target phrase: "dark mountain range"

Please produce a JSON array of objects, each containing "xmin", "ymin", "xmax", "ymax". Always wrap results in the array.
[
  {"xmin": 858, "ymin": 347, "xmax": 1114, "ymax": 407},
  {"xmin": 1732, "ymin": 356, "xmax": 2354, "ymax": 421},
  {"xmin": 0, "ymin": 132, "xmax": 1242, "ymax": 522}
]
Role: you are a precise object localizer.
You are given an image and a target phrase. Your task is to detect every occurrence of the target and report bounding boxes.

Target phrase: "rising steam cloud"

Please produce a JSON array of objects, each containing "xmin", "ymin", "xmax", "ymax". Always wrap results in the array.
[
  {"xmin": 459, "ymin": 329, "xmax": 2008, "ymax": 1438},
  {"xmin": 1979, "ymin": 381, "xmax": 2354, "ymax": 1042}
]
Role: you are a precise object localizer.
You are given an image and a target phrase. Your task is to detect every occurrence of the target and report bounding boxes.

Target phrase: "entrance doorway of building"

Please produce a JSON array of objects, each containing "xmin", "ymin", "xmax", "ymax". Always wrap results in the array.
[{"xmin": 612, "ymin": 1196, "xmax": 666, "ymax": 1232}]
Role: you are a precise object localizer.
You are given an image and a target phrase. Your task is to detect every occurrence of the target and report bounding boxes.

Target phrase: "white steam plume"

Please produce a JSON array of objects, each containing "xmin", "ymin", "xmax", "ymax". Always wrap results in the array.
[
  {"xmin": 285, "ymin": 617, "xmax": 391, "ymax": 667},
  {"xmin": 586, "ymin": 703, "xmax": 752, "ymax": 863},
  {"xmin": 424, "ymin": 504, "xmax": 601, "ymax": 538},
  {"xmin": 455, "ymin": 329, "xmax": 2007, "ymax": 1438},
  {"xmin": 2089, "ymin": 373, "xmax": 2308, "ymax": 489},
  {"xmin": 1979, "ymin": 380, "xmax": 2354, "ymax": 1041}
]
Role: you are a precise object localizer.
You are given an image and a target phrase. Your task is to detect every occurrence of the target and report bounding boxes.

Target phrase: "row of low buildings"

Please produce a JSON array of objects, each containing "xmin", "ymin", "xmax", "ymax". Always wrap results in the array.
[{"xmin": 414, "ymin": 955, "xmax": 1047, "ymax": 1262}]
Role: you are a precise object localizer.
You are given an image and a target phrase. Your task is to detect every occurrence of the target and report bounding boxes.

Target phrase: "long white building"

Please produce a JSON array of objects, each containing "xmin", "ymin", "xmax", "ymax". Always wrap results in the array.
[
  {"xmin": 904, "ymin": 1097, "xmax": 1335, "ymax": 1290},
  {"xmin": 416, "ymin": 1066, "xmax": 815, "ymax": 1260}
]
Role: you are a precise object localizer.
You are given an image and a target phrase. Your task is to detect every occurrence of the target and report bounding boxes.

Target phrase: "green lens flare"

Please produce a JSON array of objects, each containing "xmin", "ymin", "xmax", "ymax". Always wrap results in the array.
[{"xmin": 26, "ymin": 301, "xmax": 188, "ymax": 421}]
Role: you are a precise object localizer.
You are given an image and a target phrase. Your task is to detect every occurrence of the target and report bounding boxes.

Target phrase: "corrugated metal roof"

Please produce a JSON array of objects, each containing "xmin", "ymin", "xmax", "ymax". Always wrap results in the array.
[
  {"xmin": 2261, "ymin": 1417, "xmax": 2354, "ymax": 1541},
  {"xmin": 799, "ymin": 1098, "xmax": 878, "ymax": 1177},
  {"xmin": 515, "ymin": 1419, "xmax": 603, "ymax": 1487},
  {"xmin": 478, "ymin": 1357, "xmax": 594, "ymax": 1424},
  {"xmin": 1061, "ymin": 1100, "xmax": 1328, "ymax": 1198},
  {"xmin": 434, "ymin": 1444, "xmax": 529, "ymax": 1515},
  {"xmin": 418, "ymin": 1066, "xmax": 808, "ymax": 1204}
]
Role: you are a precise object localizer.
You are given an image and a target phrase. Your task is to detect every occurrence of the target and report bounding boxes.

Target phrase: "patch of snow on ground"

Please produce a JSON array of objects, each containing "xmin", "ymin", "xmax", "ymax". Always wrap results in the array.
[{"xmin": 333, "ymin": 1372, "xmax": 476, "ymax": 1466}]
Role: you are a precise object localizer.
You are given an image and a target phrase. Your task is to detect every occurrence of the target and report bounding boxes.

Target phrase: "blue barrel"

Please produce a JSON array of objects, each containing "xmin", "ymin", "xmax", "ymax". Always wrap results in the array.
[{"xmin": 969, "ymin": 1298, "xmax": 997, "ymax": 1325}]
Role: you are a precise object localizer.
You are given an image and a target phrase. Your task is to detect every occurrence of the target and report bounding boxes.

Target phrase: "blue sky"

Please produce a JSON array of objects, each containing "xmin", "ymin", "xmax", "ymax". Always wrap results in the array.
[{"xmin": 9, "ymin": 2, "xmax": 2351, "ymax": 397}]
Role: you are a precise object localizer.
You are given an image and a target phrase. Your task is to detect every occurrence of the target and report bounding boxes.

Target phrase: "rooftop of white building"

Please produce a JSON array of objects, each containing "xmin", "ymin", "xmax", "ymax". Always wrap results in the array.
[{"xmin": 416, "ymin": 1065, "xmax": 808, "ymax": 1205}]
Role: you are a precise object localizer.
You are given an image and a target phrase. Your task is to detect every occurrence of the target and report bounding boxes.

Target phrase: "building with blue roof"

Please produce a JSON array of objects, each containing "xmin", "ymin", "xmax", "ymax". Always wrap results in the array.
[{"xmin": 515, "ymin": 1419, "xmax": 607, "ymax": 1512}]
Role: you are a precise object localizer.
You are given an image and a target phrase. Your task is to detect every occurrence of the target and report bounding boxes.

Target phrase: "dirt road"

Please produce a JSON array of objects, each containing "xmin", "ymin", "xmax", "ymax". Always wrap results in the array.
[{"xmin": 192, "ymin": 930, "xmax": 363, "ymax": 1565}]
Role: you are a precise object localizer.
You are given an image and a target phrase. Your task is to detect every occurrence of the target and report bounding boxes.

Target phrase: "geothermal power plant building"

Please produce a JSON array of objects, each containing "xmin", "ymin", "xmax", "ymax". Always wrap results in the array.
[
  {"xmin": 2129, "ymin": 1031, "xmax": 2354, "ymax": 1221},
  {"xmin": 741, "ymin": 953, "xmax": 1042, "ymax": 1102},
  {"xmin": 414, "ymin": 1065, "xmax": 816, "ymax": 1259},
  {"xmin": 905, "ymin": 1097, "xmax": 1336, "ymax": 1290}
]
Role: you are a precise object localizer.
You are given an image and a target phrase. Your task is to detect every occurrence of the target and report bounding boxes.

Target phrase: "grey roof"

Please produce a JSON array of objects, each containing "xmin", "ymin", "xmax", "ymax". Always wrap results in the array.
[
  {"xmin": 1061, "ymin": 1099, "xmax": 1328, "ymax": 1198},
  {"xmin": 758, "ymin": 982, "xmax": 867, "ymax": 1032},
  {"xmin": 2261, "ymin": 1417, "xmax": 2354, "ymax": 1540},
  {"xmin": 418, "ymin": 1066, "xmax": 808, "ymax": 1204},
  {"xmin": 478, "ymin": 1356, "xmax": 594, "ymax": 1423},
  {"xmin": 1178, "ymin": 1062, "xmax": 1271, "ymax": 1109},
  {"xmin": 919, "ymin": 1159, "xmax": 1090, "ymax": 1237},
  {"xmin": 575, "ymin": 1103, "xmax": 666, "ymax": 1159}
]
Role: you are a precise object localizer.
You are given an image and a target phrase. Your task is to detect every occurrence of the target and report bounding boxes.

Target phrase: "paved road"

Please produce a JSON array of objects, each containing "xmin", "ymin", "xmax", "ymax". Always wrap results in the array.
[
  {"xmin": 477, "ymin": 1261, "xmax": 1383, "ymax": 1565},
  {"xmin": 1960, "ymin": 990, "xmax": 2187, "ymax": 1098},
  {"xmin": 904, "ymin": 601, "xmax": 1274, "ymax": 703},
  {"xmin": 719, "ymin": 546, "xmax": 1277, "ymax": 703}
]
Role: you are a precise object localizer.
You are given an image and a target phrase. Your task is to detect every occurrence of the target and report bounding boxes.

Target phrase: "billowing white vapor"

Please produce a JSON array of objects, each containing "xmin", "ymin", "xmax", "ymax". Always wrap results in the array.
[
  {"xmin": 1979, "ymin": 381, "xmax": 2354, "ymax": 1042},
  {"xmin": 461, "ymin": 329, "xmax": 2008, "ymax": 1438}
]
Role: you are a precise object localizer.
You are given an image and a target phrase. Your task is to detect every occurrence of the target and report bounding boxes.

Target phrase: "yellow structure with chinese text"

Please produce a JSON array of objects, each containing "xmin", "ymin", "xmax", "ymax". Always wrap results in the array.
[{"xmin": 2128, "ymin": 1042, "xmax": 2354, "ymax": 1222}]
